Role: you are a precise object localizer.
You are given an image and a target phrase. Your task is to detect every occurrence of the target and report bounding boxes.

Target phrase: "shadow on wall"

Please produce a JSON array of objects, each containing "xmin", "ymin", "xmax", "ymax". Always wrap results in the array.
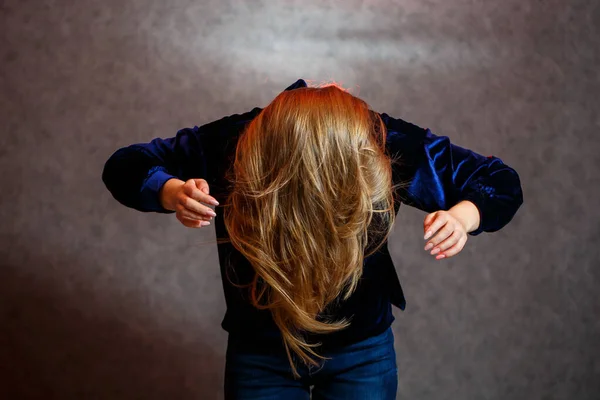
[{"xmin": 0, "ymin": 240, "xmax": 223, "ymax": 400}]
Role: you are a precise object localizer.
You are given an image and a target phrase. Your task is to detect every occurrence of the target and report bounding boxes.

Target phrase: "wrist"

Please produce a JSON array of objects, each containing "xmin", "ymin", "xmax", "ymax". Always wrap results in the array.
[
  {"xmin": 448, "ymin": 200, "xmax": 481, "ymax": 233},
  {"xmin": 159, "ymin": 178, "xmax": 184, "ymax": 211}
]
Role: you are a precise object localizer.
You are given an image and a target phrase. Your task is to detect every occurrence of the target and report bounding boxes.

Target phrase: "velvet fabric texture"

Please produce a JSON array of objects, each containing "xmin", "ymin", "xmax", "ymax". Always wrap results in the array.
[{"xmin": 102, "ymin": 79, "xmax": 523, "ymax": 351}]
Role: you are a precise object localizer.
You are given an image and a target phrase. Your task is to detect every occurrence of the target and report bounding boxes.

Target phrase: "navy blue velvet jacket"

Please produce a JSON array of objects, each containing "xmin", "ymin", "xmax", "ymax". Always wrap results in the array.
[{"xmin": 102, "ymin": 79, "xmax": 523, "ymax": 351}]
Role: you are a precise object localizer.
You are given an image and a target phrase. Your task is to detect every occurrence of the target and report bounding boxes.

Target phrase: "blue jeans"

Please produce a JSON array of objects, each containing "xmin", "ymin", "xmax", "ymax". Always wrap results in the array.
[{"xmin": 224, "ymin": 327, "xmax": 398, "ymax": 399}]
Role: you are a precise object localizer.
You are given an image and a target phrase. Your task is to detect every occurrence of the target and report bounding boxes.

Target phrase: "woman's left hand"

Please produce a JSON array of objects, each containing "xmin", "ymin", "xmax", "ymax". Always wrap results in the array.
[{"xmin": 423, "ymin": 210, "xmax": 469, "ymax": 260}]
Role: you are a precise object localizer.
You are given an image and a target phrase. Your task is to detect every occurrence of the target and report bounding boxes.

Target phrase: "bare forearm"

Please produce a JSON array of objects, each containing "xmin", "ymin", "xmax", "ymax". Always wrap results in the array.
[{"xmin": 448, "ymin": 200, "xmax": 481, "ymax": 233}]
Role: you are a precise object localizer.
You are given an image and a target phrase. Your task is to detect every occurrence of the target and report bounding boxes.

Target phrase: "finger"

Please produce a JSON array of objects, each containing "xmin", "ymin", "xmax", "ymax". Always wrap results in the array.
[
  {"xmin": 430, "ymin": 230, "xmax": 461, "ymax": 254},
  {"xmin": 179, "ymin": 207, "xmax": 213, "ymax": 221},
  {"xmin": 177, "ymin": 214, "xmax": 211, "ymax": 228},
  {"xmin": 178, "ymin": 195, "xmax": 218, "ymax": 219},
  {"xmin": 184, "ymin": 180, "xmax": 219, "ymax": 206},
  {"xmin": 424, "ymin": 222, "xmax": 453, "ymax": 249},
  {"xmin": 185, "ymin": 217, "xmax": 211, "ymax": 227},
  {"xmin": 424, "ymin": 212, "xmax": 447, "ymax": 240},
  {"xmin": 193, "ymin": 179, "xmax": 220, "ymax": 205},
  {"xmin": 186, "ymin": 185, "xmax": 219, "ymax": 206},
  {"xmin": 436, "ymin": 235, "xmax": 467, "ymax": 259},
  {"xmin": 194, "ymin": 178, "xmax": 210, "ymax": 195},
  {"xmin": 176, "ymin": 214, "xmax": 198, "ymax": 228},
  {"xmin": 423, "ymin": 212, "xmax": 437, "ymax": 236}
]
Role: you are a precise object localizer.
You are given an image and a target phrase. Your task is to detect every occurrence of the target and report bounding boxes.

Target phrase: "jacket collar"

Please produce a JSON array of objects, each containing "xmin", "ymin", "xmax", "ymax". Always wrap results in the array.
[{"xmin": 284, "ymin": 79, "xmax": 308, "ymax": 91}]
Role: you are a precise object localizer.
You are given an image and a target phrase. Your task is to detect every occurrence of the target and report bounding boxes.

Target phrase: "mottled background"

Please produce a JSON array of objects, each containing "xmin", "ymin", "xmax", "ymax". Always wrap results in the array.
[{"xmin": 1, "ymin": 0, "xmax": 599, "ymax": 399}]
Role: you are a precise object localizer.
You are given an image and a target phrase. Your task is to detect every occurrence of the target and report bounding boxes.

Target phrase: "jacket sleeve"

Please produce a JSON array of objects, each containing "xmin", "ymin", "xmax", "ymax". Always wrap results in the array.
[
  {"xmin": 102, "ymin": 107, "xmax": 263, "ymax": 213},
  {"xmin": 103, "ymin": 81, "xmax": 304, "ymax": 214},
  {"xmin": 102, "ymin": 126, "xmax": 208, "ymax": 213},
  {"xmin": 379, "ymin": 112, "xmax": 524, "ymax": 236}
]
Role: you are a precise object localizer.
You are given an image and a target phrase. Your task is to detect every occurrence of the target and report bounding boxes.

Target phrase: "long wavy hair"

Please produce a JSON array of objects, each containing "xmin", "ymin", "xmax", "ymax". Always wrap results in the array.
[{"xmin": 214, "ymin": 82, "xmax": 406, "ymax": 378}]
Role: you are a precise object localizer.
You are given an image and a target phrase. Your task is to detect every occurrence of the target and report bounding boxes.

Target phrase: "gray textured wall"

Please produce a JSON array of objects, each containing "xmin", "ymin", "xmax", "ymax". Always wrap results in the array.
[{"xmin": 1, "ymin": 0, "xmax": 598, "ymax": 399}]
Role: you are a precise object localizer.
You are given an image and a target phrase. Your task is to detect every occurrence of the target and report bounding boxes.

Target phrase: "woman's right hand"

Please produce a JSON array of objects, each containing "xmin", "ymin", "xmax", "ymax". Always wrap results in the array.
[{"xmin": 159, "ymin": 178, "xmax": 219, "ymax": 228}]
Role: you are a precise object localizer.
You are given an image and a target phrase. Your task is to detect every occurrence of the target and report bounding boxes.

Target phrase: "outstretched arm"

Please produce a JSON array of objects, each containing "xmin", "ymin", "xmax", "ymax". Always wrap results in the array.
[
  {"xmin": 102, "ymin": 126, "xmax": 207, "ymax": 213},
  {"xmin": 101, "ymin": 108, "xmax": 262, "ymax": 214},
  {"xmin": 379, "ymin": 112, "xmax": 524, "ymax": 237}
]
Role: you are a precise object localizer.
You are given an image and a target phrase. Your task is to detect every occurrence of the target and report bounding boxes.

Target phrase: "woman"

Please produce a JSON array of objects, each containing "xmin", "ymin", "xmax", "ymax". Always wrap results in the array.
[{"xmin": 102, "ymin": 78, "xmax": 523, "ymax": 399}]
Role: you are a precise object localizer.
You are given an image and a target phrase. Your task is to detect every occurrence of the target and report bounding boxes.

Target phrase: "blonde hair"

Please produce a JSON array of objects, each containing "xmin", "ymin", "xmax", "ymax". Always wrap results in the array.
[{"xmin": 213, "ymin": 82, "xmax": 406, "ymax": 377}]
